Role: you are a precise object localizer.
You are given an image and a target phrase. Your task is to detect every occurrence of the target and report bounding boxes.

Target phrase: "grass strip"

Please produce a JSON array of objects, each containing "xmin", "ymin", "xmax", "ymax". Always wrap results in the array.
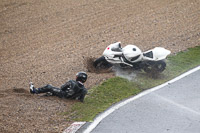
[{"xmin": 65, "ymin": 46, "xmax": 200, "ymax": 122}]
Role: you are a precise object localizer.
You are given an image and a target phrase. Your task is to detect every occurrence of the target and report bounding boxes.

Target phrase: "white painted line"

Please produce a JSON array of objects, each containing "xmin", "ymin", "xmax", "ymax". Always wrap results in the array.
[
  {"xmin": 63, "ymin": 122, "xmax": 86, "ymax": 133},
  {"xmin": 83, "ymin": 66, "xmax": 200, "ymax": 133}
]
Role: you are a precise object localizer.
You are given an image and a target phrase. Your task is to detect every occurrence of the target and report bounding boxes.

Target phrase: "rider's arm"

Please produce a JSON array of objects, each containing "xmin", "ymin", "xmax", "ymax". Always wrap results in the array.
[{"xmin": 60, "ymin": 81, "xmax": 72, "ymax": 91}]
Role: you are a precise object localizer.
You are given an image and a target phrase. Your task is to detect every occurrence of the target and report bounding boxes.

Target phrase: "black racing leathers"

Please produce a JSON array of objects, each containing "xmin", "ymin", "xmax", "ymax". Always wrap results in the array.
[{"xmin": 35, "ymin": 80, "xmax": 87, "ymax": 102}]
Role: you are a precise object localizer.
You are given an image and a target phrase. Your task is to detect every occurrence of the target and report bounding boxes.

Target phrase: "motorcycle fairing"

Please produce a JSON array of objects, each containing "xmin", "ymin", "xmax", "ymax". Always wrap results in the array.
[
  {"xmin": 143, "ymin": 47, "xmax": 171, "ymax": 61},
  {"xmin": 130, "ymin": 55, "xmax": 141, "ymax": 61},
  {"xmin": 122, "ymin": 45, "xmax": 143, "ymax": 63},
  {"xmin": 103, "ymin": 42, "xmax": 123, "ymax": 63}
]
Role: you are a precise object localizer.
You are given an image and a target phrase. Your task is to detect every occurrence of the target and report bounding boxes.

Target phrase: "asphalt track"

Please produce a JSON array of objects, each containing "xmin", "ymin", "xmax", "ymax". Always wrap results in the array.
[{"xmin": 80, "ymin": 66, "xmax": 200, "ymax": 133}]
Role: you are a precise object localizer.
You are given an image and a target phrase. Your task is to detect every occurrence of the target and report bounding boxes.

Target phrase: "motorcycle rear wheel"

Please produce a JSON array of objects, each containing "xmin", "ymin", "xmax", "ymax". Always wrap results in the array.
[{"xmin": 143, "ymin": 60, "xmax": 166, "ymax": 74}]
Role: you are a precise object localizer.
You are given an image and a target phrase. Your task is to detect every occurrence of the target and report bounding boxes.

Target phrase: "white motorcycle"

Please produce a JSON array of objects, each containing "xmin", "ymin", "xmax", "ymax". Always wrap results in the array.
[{"xmin": 93, "ymin": 42, "xmax": 171, "ymax": 73}]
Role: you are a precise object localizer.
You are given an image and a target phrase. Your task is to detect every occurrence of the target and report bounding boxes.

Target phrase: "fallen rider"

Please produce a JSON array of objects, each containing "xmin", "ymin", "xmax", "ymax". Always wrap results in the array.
[{"xmin": 29, "ymin": 72, "xmax": 88, "ymax": 102}]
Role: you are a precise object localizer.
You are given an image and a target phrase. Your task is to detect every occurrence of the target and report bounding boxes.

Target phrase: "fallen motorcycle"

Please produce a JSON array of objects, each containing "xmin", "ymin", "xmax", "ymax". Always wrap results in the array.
[{"xmin": 93, "ymin": 42, "xmax": 171, "ymax": 73}]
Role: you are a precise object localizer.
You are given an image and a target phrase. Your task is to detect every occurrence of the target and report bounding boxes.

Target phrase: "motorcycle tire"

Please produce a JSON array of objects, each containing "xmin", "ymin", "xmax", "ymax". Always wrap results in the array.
[
  {"xmin": 143, "ymin": 60, "xmax": 166, "ymax": 74},
  {"xmin": 93, "ymin": 56, "xmax": 112, "ymax": 70}
]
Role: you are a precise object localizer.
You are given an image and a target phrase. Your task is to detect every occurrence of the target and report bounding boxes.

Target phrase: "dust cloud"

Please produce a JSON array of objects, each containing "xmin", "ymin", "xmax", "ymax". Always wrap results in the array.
[{"xmin": 113, "ymin": 67, "xmax": 137, "ymax": 81}]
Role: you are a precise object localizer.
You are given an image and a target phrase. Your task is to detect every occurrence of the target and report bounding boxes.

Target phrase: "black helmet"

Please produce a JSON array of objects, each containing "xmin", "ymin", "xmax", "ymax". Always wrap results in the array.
[{"xmin": 76, "ymin": 71, "xmax": 87, "ymax": 83}]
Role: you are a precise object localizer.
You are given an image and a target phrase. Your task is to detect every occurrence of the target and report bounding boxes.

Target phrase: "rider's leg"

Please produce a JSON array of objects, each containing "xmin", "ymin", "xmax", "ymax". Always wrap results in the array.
[
  {"xmin": 30, "ymin": 83, "xmax": 62, "ymax": 96},
  {"xmin": 75, "ymin": 89, "xmax": 88, "ymax": 102},
  {"xmin": 38, "ymin": 84, "xmax": 64, "ymax": 98}
]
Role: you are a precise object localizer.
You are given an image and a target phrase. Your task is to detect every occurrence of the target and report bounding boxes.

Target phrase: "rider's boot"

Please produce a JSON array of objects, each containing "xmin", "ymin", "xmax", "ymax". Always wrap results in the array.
[{"xmin": 29, "ymin": 82, "xmax": 38, "ymax": 94}]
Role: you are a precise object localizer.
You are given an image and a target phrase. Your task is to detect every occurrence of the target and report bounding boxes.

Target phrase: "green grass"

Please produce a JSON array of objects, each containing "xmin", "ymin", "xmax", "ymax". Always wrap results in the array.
[{"xmin": 65, "ymin": 46, "xmax": 200, "ymax": 122}]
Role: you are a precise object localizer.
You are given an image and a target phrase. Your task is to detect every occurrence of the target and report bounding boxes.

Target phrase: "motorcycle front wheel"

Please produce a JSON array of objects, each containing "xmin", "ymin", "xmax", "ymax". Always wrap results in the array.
[
  {"xmin": 93, "ymin": 56, "xmax": 112, "ymax": 70},
  {"xmin": 143, "ymin": 60, "xmax": 166, "ymax": 74}
]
